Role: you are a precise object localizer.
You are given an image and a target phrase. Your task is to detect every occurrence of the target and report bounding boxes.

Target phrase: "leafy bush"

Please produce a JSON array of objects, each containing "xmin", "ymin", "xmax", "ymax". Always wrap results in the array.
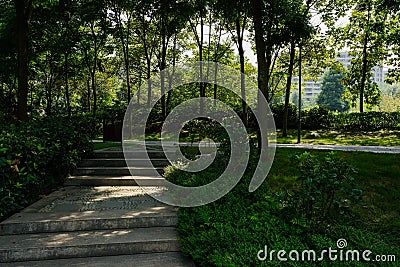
[
  {"xmin": 0, "ymin": 115, "xmax": 95, "ymax": 219},
  {"xmin": 281, "ymin": 152, "xmax": 362, "ymax": 231},
  {"xmin": 174, "ymin": 151, "xmax": 397, "ymax": 266},
  {"xmin": 327, "ymin": 111, "xmax": 400, "ymax": 131},
  {"xmin": 270, "ymin": 103, "xmax": 400, "ymax": 131},
  {"xmin": 301, "ymin": 105, "xmax": 330, "ymax": 130},
  {"xmin": 270, "ymin": 102, "xmax": 298, "ymax": 129}
]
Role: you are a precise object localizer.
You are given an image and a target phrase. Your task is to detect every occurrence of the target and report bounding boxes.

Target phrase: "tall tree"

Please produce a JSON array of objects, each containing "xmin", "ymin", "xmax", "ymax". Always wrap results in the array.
[
  {"xmin": 109, "ymin": 0, "xmax": 135, "ymax": 106},
  {"xmin": 317, "ymin": 69, "xmax": 350, "ymax": 112},
  {"xmin": 251, "ymin": 0, "xmax": 268, "ymax": 101},
  {"xmin": 78, "ymin": 0, "xmax": 109, "ymax": 115},
  {"xmin": 340, "ymin": 0, "xmax": 388, "ymax": 112},
  {"xmin": 15, "ymin": 0, "xmax": 33, "ymax": 121}
]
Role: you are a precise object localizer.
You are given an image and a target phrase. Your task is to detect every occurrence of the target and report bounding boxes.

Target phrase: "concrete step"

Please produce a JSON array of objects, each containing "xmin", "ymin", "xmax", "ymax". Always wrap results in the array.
[
  {"xmin": 93, "ymin": 151, "xmax": 168, "ymax": 159},
  {"xmin": 1, "ymin": 252, "xmax": 195, "ymax": 267},
  {"xmin": 65, "ymin": 176, "xmax": 166, "ymax": 186},
  {"xmin": 73, "ymin": 167, "xmax": 163, "ymax": 176},
  {"xmin": 0, "ymin": 227, "xmax": 180, "ymax": 263},
  {"xmin": 0, "ymin": 209, "xmax": 177, "ymax": 235},
  {"xmin": 79, "ymin": 158, "xmax": 170, "ymax": 168}
]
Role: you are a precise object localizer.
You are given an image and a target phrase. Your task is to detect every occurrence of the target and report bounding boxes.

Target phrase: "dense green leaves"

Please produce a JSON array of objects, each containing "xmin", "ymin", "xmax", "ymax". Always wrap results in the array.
[
  {"xmin": 0, "ymin": 116, "xmax": 95, "ymax": 219},
  {"xmin": 174, "ymin": 150, "xmax": 399, "ymax": 266},
  {"xmin": 317, "ymin": 69, "xmax": 350, "ymax": 112}
]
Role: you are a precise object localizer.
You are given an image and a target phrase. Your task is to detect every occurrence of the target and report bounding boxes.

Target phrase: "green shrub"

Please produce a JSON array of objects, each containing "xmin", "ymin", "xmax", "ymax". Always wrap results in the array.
[
  {"xmin": 327, "ymin": 111, "xmax": 400, "ymax": 131},
  {"xmin": 281, "ymin": 152, "xmax": 362, "ymax": 232},
  {"xmin": 0, "ymin": 115, "xmax": 95, "ymax": 219},
  {"xmin": 301, "ymin": 105, "xmax": 330, "ymax": 130},
  {"xmin": 270, "ymin": 103, "xmax": 400, "ymax": 131},
  {"xmin": 174, "ymin": 151, "xmax": 398, "ymax": 266},
  {"xmin": 270, "ymin": 102, "xmax": 298, "ymax": 129}
]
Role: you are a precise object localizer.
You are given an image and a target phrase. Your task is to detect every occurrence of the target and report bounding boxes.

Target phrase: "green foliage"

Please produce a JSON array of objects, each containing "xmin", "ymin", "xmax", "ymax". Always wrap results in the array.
[
  {"xmin": 328, "ymin": 111, "xmax": 400, "ymax": 131},
  {"xmin": 317, "ymin": 69, "xmax": 350, "ymax": 112},
  {"xmin": 271, "ymin": 102, "xmax": 400, "ymax": 131},
  {"xmin": 339, "ymin": 0, "xmax": 388, "ymax": 112},
  {"xmin": 282, "ymin": 152, "xmax": 362, "ymax": 231},
  {"xmin": 174, "ymin": 151, "xmax": 399, "ymax": 266},
  {"xmin": 0, "ymin": 115, "xmax": 95, "ymax": 219},
  {"xmin": 301, "ymin": 105, "xmax": 330, "ymax": 130},
  {"xmin": 270, "ymin": 102, "xmax": 298, "ymax": 129}
]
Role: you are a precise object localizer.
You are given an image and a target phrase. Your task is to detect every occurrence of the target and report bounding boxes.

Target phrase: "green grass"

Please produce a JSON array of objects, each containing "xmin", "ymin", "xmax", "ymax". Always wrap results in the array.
[
  {"xmin": 143, "ymin": 129, "xmax": 400, "ymax": 146},
  {"xmin": 277, "ymin": 129, "xmax": 400, "ymax": 146},
  {"xmin": 268, "ymin": 148, "xmax": 400, "ymax": 234},
  {"xmin": 171, "ymin": 148, "xmax": 399, "ymax": 266},
  {"xmin": 93, "ymin": 142, "xmax": 121, "ymax": 150}
]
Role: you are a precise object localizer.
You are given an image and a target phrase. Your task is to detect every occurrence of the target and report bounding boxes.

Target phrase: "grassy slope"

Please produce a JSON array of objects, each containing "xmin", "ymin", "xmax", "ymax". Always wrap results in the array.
[
  {"xmin": 172, "ymin": 148, "xmax": 399, "ymax": 266},
  {"xmin": 269, "ymin": 148, "xmax": 399, "ymax": 233}
]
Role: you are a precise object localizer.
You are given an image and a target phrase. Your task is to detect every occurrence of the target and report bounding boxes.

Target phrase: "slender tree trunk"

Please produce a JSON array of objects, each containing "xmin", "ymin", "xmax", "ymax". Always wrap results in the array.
[
  {"xmin": 91, "ymin": 70, "xmax": 96, "ymax": 115},
  {"xmin": 359, "ymin": 4, "xmax": 371, "ymax": 113},
  {"xmin": 160, "ymin": 16, "xmax": 167, "ymax": 120},
  {"xmin": 65, "ymin": 51, "xmax": 71, "ymax": 116},
  {"xmin": 236, "ymin": 18, "xmax": 248, "ymax": 127},
  {"xmin": 199, "ymin": 11, "xmax": 204, "ymax": 115},
  {"xmin": 283, "ymin": 41, "xmax": 296, "ymax": 137},
  {"xmin": 166, "ymin": 33, "xmax": 178, "ymax": 111},
  {"xmin": 252, "ymin": 0, "xmax": 268, "ymax": 153},
  {"xmin": 46, "ymin": 67, "xmax": 54, "ymax": 116},
  {"xmin": 213, "ymin": 24, "xmax": 223, "ymax": 107},
  {"xmin": 297, "ymin": 45, "xmax": 302, "ymax": 144},
  {"xmin": 16, "ymin": 0, "xmax": 33, "ymax": 121},
  {"xmin": 114, "ymin": 5, "xmax": 131, "ymax": 105},
  {"xmin": 86, "ymin": 78, "xmax": 91, "ymax": 112},
  {"xmin": 252, "ymin": 0, "xmax": 268, "ymax": 100},
  {"xmin": 90, "ymin": 22, "xmax": 98, "ymax": 115},
  {"xmin": 147, "ymin": 62, "xmax": 151, "ymax": 107}
]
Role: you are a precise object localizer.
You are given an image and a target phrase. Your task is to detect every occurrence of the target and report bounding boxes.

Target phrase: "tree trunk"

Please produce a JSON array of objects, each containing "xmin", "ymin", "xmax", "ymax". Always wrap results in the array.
[
  {"xmin": 166, "ymin": 33, "xmax": 178, "ymax": 112},
  {"xmin": 297, "ymin": 45, "xmax": 302, "ymax": 144},
  {"xmin": 160, "ymin": 16, "xmax": 167, "ymax": 120},
  {"xmin": 90, "ymin": 22, "xmax": 98, "ymax": 115},
  {"xmin": 87, "ymin": 78, "xmax": 91, "ymax": 112},
  {"xmin": 251, "ymin": 0, "xmax": 268, "ymax": 153},
  {"xmin": 147, "ymin": 62, "xmax": 151, "ymax": 107},
  {"xmin": 236, "ymin": 18, "xmax": 248, "ymax": 127},
  {"xmin": 91, "ymin": 70, "xmax": 97, "ymax": 115},
  {"xmin": 16, "ymin": 0, "xmax": 33, "ymax": 121},
  {"xmin": 199, "ymin": 11, "xmax": 204, "ymax": 116},
  {"xmin": 283, "ymin": 41, "xmax": 296, "ymax": 137},
  {"xmin": 65, "ymin": 51, "xmax": 71, "ymax": 116},
  {"xmin": 359, "ymin": 4, "xmax": 371, "ymax": 113}
]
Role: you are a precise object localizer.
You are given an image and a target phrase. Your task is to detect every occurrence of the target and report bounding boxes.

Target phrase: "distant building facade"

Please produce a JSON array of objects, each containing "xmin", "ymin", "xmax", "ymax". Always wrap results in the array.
[{"xmin": 292, "ymin": 51, "xmax": 386, "ymax": 105}]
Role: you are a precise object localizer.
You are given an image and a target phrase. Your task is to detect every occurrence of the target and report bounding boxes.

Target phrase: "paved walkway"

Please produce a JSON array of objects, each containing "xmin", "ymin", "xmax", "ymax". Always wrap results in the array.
[
  {"xmin": 277, "ymin": 144, "xmax": 400, "ymax": 154},
  {"xmin": 0, "ymin": 146, "xmax": 195, "ymax": 266}
]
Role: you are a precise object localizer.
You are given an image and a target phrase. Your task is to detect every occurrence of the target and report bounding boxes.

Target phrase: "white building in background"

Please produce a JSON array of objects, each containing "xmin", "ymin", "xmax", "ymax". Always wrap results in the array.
[{"xmin": 292, "ymin": 51, "xmax": 386, "ymax": 104}]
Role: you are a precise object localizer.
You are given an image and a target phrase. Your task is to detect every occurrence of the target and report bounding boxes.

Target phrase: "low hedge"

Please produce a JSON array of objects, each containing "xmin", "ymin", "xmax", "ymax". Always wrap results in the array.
[
  {"xmin": 327, "ymin": 111, "xmax": 400, "ymax": 131},
  {"xmin": 270, "ymin": 104, "xmax": 400, "ymax": 131},
  {"xmin": 0, "ymin": 115, "xmax": 95, "ymax": 220}
]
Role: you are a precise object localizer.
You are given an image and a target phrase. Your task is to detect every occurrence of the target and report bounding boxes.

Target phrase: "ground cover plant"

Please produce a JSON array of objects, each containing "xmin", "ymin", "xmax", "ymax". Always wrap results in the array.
[{"xmin": 167, "ymin": 148, "xmax": 399, "ymax": 266}]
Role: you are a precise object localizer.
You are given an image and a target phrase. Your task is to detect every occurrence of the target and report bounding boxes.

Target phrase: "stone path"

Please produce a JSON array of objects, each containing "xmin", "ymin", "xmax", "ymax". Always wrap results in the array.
[
  {"xmin": 277, "ymin": 144, "xmax": 400, "ymax": 154},
  {"xmin": 0, "ymin": 146, "xmax": 195, "ymax": 266}
]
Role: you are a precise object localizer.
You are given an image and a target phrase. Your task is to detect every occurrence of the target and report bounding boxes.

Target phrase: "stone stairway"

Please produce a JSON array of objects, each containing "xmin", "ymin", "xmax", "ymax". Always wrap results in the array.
[
  {"xmin": 0, "ymin": 147, "xmax": 195, "ymax": 266},
  {"xmin": 65, "ymin": 148, "xmax": 168, "ymax": 186}
]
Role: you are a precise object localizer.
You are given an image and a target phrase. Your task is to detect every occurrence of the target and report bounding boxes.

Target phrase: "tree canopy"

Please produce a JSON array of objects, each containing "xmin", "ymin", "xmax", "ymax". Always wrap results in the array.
[{"xmin": 0, "ymin": 0, "xmax": 399, "ymax": 121}]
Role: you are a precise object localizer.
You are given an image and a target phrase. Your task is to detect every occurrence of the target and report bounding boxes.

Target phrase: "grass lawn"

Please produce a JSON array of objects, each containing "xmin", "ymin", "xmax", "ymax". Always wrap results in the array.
[
  {"xmin": 93, "ymin": 142, "xmax": 122, "ymax": 150},
  {"xmin": 167, "ymin": 148, "xmax": 399, "ymax": 266},
  {"xmin": 109, "ymin": 129, "xmax": 400, "ymax": 147},
  {"xmin": 268, "ymin": 148, "xmax": 400, "ymax": 234},
  {"xmin": 277, "ymin": 129, "xmax": 400, "ymax": 146}
]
